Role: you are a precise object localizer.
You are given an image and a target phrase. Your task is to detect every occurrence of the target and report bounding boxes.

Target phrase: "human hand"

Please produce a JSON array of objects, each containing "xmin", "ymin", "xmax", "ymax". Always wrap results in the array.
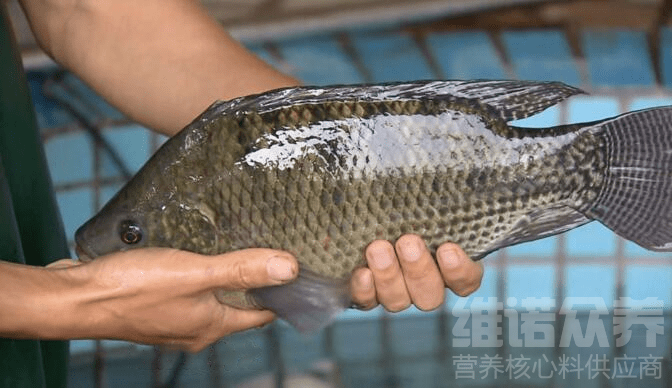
[
  {"xmin": 350, "ymin": 235, "xmax": 483, "ymax": 311},
  {"xmin": 49, "ymin": 248, "xmax": 297, "ymax": 352}
]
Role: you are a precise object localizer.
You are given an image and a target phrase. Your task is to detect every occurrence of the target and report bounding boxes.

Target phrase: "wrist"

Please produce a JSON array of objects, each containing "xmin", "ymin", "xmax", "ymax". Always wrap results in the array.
[{"xmin": 0, "ymin": 260, "xmax": 92, "ymax": 340}]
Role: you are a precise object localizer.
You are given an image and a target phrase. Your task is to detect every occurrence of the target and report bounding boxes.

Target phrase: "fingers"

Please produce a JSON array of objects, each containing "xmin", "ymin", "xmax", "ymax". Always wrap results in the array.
[
  {"xmin": 394, "ymin": 235, "xmax": 445, "ymax": 311},
  {"xmin": 183, "ymin": 308, "xmax": 276, "ymax": 353},
  {"xmin": 361, "ymin": 237, "xmax": 484, "ymax": 313},
  {"xmin": 436, "ymin": 243, "xmax": 484, "ymax": 297},
  {"xmin": 365, "ymin": 240, "xmax": 411, "ymax": 312},
  {"xmin": 207, "ymin": 248, "xmax": 299, "ymax": 290},
  {"xmin": 218, "ymin": 308, "xmax": 275, "ymax": 335},
  {"xmin": 350, "ymin": 268, "xmax": 376, "ymax": 310}
]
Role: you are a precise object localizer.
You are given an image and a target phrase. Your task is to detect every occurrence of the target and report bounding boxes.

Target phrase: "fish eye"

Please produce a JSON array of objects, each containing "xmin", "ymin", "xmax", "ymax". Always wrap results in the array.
[{"xmin": 119, "ymin": 220, "xmax": 142, "ymax": 245}]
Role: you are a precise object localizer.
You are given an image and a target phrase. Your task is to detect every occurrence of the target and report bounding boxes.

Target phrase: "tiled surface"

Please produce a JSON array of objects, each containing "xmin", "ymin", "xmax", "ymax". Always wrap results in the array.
[
  {"xmin": 565, "ymin": 265, "xmax": 616, "ymax": 309},
  {"xmin": 506, "ymin": 266, "xmax": 555, "ymax": 305},
  {"xmin": 276, "ymin": 35, "xmax": 364, "ymax": 85},
  {"xmin": 426, "ymin": 31, "xmax": 505, "ymax": 79},
  {"xmin": 26, "ymin": 24, "xmax": 672, "ymax": 388},
  {"xmin": 662, "ymin": 27, "xmax": 672, "ymax": 87},
  {"xmin": 503, "ymin": 30, "xmax": 581, "ymax": 85},
  {"xmin": 583, "ymin": 30, "xmax": 655, "ymax": 87},
  {"xmin": 350, "ymin": 33, "xmax": 434, "ymax": 82},
  {"xmin": 55, "ymin": 188, "xmax": 93, "ymax": 240},
  {"xmin": 44, "ymin": 131, "xmax": 94, "ymax": 184},
  {"xmin": 99, "ymin": 125, "xmax": 151, "ymax": 178}
]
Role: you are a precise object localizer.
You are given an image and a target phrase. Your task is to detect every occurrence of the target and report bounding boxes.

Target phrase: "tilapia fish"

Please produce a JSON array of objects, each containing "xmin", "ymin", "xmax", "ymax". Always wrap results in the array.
[{"xmin": 76, "ymin": 80, "xmax": 672, "ymax": 331}]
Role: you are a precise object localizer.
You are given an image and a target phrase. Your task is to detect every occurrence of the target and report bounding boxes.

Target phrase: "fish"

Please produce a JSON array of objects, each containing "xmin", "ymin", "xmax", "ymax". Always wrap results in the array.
[{"xmin": 75, "ymin": 80, "xmax": 672, "ymax": 332}]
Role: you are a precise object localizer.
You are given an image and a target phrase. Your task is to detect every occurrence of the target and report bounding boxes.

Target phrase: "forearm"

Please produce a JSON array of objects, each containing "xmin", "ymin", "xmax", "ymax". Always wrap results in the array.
[
  {"xmin": 0, "ymin": 260, "xmax": 83, "ymax": 339},
  {"xmin": 19, "ymin": 0, "xmax": 298, "ymax": 136}
]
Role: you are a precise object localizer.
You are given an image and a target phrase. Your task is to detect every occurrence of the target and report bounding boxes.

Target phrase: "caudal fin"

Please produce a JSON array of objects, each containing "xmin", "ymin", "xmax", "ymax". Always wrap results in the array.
[
  {"xmin": 587, "ymin": 106, "xmax": 672, "ymax": 251},
  {"xmin": 248, "ymin": 268, "xmax": 351, "ymax": 333}
]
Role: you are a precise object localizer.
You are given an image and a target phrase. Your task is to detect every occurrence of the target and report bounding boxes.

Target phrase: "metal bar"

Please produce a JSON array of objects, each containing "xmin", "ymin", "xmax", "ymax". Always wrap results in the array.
[
  {"xmin": 487, "ymin": 29, "xmax": 516, "ymax": 79},
  {"xmin": 208, "ymin": 344, "xmax": 224, "ymax": 388},
  {"xmin": 410, "ymin": 31, "xmax": 445, "ymax": 79},
  {"xmin": 93, "ymin": 340, "xmax": 106, "ymax": 388},
  {"xmin": 337, "ymin": 32, "xmax": 374, "ymax": 84},
  {"xmin": 151, "ymin": 347, "xmax": 162, "ymax": 388},
  {"xmin": 266, "ymin": 323, "xmax": 285, "ymax": 388},
  {"xmin": 379, "ymin": 313, "xmax": 399, "ymax": 388},
  {"xmin": 647, "ymin": 0, "xmax": 672, "ymax": 87},
  {"xmin": 160, "ymin": 351, "xmax": 189, "ymax": 388},
  {"xmin": 564, "ymin": 23, "xmax": 591, "ymax": 90},
  {"xmin": 41, "ymin": 80, "xmax": 133, "ymax": 180},
  {"xmin": 53, "ymin": 176, "xmax": 128, "ymax": 193},
  {"xmin": 40, "ymin": 118, "xmax": 136, "ymax": 142}
]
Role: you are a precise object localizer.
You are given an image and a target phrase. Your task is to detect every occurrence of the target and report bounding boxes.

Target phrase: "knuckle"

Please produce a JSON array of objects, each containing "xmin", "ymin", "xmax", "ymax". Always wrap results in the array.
[
  {"xmin": 232, "ymin": 260, "xmax": 256, "ymax": 289},
  {"xmin": 454, "ymin": 288, "xmax": 471, "ymax": 297},
  {"xmin": 354, "ymin": 300, "xmax": 378, "ymax": 311},
  {"xmin": 412, "ymin": 282, "xmax": 446, "ymax": 310},
  {"xmin": 454, "ymin": 283, "xmax": 479, "ymax": 297},
  {"xmin": 384, "ymin": 299, "xmax": 411, "ymax": 313},
  {"xmin": 376, "ymin": 265, "xmax": 403, "ymax": 284},
  {"xmin": 415, "ymin": 296, "xmax": 444, "ymax": 312}
]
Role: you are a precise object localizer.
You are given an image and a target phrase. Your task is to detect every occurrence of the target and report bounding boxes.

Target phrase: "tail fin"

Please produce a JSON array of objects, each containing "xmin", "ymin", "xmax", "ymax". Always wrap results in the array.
[
  {"xmin": 587, "ymin": 106, "xmax": 672, "ymax": 251},
  {"xmin": 248, "ymin": 268, "xmax": 351, "ymax": 333}
]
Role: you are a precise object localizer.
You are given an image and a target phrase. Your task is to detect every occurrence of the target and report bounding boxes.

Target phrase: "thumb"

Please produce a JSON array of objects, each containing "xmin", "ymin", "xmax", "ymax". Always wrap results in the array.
[{"xmin": 208, "ymin": 248, "xmax": 298, "ymax": 290}]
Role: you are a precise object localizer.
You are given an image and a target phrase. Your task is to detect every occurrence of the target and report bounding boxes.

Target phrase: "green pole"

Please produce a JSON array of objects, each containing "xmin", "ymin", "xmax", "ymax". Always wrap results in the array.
[
  {"xmin": 0, "ymin": 161, "xmax": 48, "ymax": 388},
  {"xmin": 0, "ymin": 4, "xmax": 71, "ymax": 388}
]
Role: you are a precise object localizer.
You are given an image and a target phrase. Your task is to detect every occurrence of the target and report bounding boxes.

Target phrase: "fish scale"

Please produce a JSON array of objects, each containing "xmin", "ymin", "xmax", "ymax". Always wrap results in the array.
[{"xmin": 76, "ymin": 80, "xmax": 672, "ymax": 332}]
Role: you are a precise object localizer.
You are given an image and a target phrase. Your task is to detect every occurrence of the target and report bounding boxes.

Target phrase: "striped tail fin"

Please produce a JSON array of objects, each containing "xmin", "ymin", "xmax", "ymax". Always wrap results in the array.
[{"xmin": 587, "ymin": 106, "xmax": 672, "ymax": 251}]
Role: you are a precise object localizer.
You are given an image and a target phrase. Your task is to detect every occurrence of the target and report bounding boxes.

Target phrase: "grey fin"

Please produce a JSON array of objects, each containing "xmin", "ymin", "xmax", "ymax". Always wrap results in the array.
[
  {"xmin": 444, "ymin": 80, "xmax": 585, "ymax": 122},
  {"xmin": 201, "ymin": 80, "xmax": 584, "ymax": 121},
  {"xmin": 248, "ymin": 268, "xmax": 351, "ymax": 333},
  {"xmin": 586, "ymin": 107, "xmax": 672, "ymax": 251},
  {"xmin": 475, "ymin": 204, "xmax": 591, "ymax": 259}
]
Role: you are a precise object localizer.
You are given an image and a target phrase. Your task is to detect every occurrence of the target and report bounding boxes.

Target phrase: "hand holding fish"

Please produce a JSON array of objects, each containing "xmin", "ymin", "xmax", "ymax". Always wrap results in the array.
[
  {"xmin": 352, "ymin": 236, "xmax": 482, "ymax": 311},
  {"xmin": 8, "ymin": 248, "xmax": 297, "ymax": 353},
  {"xmin": 0, "ymin": 241, "xmax": 477, "ymax": 352}
]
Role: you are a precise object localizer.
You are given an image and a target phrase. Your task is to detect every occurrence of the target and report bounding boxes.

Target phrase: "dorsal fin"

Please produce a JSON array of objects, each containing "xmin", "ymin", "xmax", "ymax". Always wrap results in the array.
[
  {"xmin": 201, "ymin": 80, "xmax": 584, "ymax": 123},
  {"xmin": 443, "ymin": 80, "xmax": 585, "ymax": 121}
]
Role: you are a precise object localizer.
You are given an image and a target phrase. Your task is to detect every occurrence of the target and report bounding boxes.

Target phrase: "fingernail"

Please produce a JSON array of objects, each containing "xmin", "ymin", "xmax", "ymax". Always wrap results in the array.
[
  {"xmin": 358, "ymin": 270, "xmax": 374, "ymax": 289},
  {"xmin": 267, "ymin": 255, "xmax": 296, "ymax": 281},
  {"xmin": 367, "ymin": 245, "xmax": 393, "ymax": 270},
  {"xmin": 438, "ymin": 246, "xmax": 461, "ymax": 269},
  {"xmin": 397, "ymin": 237, "xmax": 424, "ymax": 262}
]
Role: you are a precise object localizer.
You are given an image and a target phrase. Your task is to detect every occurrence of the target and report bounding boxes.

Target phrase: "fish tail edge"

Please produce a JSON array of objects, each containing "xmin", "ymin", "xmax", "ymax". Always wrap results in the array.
[{"xmin": 588, "ymin": 106, "xmax": 672, "ymax": 251}]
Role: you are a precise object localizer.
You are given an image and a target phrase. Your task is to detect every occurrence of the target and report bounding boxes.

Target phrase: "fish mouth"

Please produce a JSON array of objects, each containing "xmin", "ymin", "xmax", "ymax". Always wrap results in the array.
[{"xmin": 75, "ymin": 244, "xmax": 94, "ymax": 262}]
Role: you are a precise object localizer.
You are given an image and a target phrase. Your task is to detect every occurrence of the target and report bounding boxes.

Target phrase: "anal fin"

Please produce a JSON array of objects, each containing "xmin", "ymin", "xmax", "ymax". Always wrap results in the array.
[
  {"xmin": 476, "ymin": 204, "xmax": 591, "ymax": 259},
  {"xmin": 248, "ymin": 268, "xmax": 351, "ymax": 333}
]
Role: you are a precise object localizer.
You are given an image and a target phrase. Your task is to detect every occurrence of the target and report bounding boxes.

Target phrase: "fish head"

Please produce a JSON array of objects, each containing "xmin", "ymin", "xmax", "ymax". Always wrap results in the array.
[
  {"xmin": 76, "ymin": 197, "xmax": 220, "ymax": 262},
  {"xmin": 74, "ymin": 184, "xmax": 156, "ymax": 261},
  {"xmin": 75, "ymin": 165, "xmax": 221, "ymax": 262}
]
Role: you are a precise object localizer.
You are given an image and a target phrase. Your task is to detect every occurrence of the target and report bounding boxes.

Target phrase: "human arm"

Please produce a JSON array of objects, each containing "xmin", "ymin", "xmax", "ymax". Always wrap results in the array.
[
  {"xmin": 16, "ymin": 0, "xmax": 484, "ymax": 311},
  {"xmin": 0, "ymin": 248, "xmax": 298, "ymax": 352},
  {"xmin": 18, "ymin": 0, "xmax": 296, "ymax": 136}
]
